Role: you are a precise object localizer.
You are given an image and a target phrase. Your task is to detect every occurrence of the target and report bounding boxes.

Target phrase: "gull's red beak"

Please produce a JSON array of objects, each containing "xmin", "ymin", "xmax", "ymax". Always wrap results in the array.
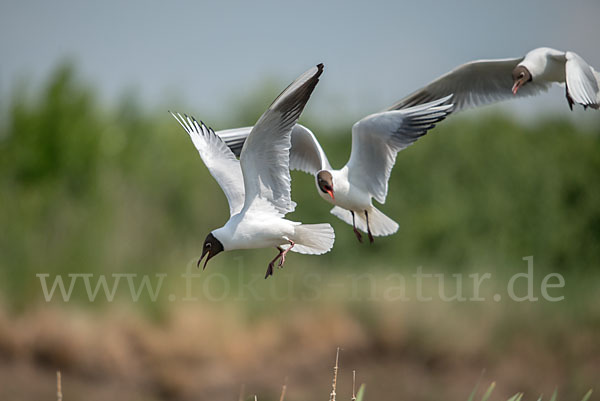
[
  {"xmin": 326, "ymin": 188, "xmax": 335, "ymax": 200},
  {"xmin": 512, "ymin": 80, "xmax": 522, "ymax": 95}
]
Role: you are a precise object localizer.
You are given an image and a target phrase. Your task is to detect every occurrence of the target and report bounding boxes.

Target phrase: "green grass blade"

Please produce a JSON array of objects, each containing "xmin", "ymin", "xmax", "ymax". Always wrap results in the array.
[
  {"xmin": 481, "ymin": 382, "xmax": 496, "ymax": 401},
  {"xmin": 467, "ymin": 372, "xmax": 485, "ymax": 401},
  {"xmin": 356, "ymin": 384, "xmax": 366, "ymax": 401},
  {"xmin": 581, "ymin": 389, "xmax": 593, "ymax": 401},
  {"xmin": 549, "ymin": 388, "xmax": 558, "ymax": 401}
]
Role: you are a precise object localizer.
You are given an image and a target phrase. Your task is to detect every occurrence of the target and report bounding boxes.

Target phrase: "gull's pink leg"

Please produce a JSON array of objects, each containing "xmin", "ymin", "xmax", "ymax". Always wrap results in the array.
[
  {"xmin": 351, "ymin": 211, "xmax": 363, "ymax": 243},
  {"xmin": 278, "ymin": 240, "xmax": 295, "ymax": 268},
  {"xmin": 365, "ymin": 210, "xmax": 374, "ymax": 244},
  {"xmin": 265, "ymin": 246, "xmax": 285, "ymax": 279}
]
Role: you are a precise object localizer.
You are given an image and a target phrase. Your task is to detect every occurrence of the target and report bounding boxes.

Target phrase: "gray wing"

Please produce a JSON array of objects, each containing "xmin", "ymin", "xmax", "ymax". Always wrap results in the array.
[
  {"xmin": 170, "ymin": 112, "xmax": 245, "ymax": 217},
  {"xmin": 217, "ymin": 124, "xmax": 331, "ymax": 175},
  {"xmin": 240, "ymin": 64, "xmax": 324, "ymax": 216},
  {"xmin": 346, "ymin": 96, "xmax": 453, "ymax": 204},
  {"xmin": 215, "ymin": 127, "xmax": 252, "ymax": 158},
  {"xmin": 387, "ymin": 58, "xmax": 550, "ymax": 112}
]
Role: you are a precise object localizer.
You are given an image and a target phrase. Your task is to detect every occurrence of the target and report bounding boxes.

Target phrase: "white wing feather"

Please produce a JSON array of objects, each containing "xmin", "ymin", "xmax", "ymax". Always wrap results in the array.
[
  {"xmin": 346, "ymin": 96, "xmax": 453, "ymax": 204},
  {"xmin": 565, "ymin": 52, "xmax": 600, "ymax": 109},
  {"xmin": 217, "ymin": 124, "xmax": 331, "ymax": 174},
  {"xmin": 214, "ymin": 127, "xmax": 252, "ymax": 158},
  {"xmin": 240, "ymin": 64, "xmax": 324, "ymax": 216},
  {"xmin": 170, "ymin": 112, "xmax": 245, "ymax": 217},
  {"xmin": 288, "ymin": 124, "xmax": 331, "ymax": 174}
]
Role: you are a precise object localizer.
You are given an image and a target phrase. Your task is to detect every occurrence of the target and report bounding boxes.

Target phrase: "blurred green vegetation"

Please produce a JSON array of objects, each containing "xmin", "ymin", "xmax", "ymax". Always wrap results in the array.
[{"xmin": 1, "ymin": 63, "xmax": 599, "ymax": 310}]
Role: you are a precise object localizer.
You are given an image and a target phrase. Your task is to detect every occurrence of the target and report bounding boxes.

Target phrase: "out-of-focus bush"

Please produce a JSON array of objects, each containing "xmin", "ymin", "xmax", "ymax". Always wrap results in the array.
[{"xmin": 1, "ymin": 63, "xmax": 599, "ymax": 308}]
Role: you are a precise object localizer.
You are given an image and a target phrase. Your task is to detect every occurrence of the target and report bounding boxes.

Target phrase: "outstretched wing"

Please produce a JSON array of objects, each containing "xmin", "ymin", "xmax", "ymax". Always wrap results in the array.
[
  {"xmin": 565, "ymin": 51, "xmax": 600, "ymax": 109},
  {"xmin": 240, "ymin": 64, "xmax": 324, "ymax": 216},
  {"xmin": 346, "ymin": 96, "xmax": 453, "ymax": 204},
  {"xmin": 288, "ymin": 124, "xmax": 331, "ymax": 174},
  {"xmin": 387, "ymin": 58, "xmax": 549, "ymax": 112},
  {"xmin": 217, "ymin": 124, "xmax": 331, "ymax": 175},
  {"xmin": 171, "ymin": 112, "xmax": 245, "ymax": 216},
  {"xmin": 214, "ymin": 127, "xmax": 252, "ymax": 158}
]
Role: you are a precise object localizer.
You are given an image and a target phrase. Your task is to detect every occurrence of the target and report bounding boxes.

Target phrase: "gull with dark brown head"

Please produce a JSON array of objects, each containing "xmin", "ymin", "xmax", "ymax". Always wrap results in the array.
[
  {"xmin": 217, "ymin": 96, "xmax": 454, "ymax": 243},
  {"xmin": 389, "ymin": 47, "xmax": 599, "ymax": 112},
  {"xmin": 170, "ymin": 64, "xmax": 334, "ymax": 278}
]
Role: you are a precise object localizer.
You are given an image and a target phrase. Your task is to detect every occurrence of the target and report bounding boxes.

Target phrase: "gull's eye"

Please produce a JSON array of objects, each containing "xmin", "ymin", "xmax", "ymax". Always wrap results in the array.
[
  {"xmin": 519, "ymin": 72, "xmax": 524, "ymax": 78},
  {"xmin": 206, "ymin": 242, "xmax": 211, "ymax": 249}
]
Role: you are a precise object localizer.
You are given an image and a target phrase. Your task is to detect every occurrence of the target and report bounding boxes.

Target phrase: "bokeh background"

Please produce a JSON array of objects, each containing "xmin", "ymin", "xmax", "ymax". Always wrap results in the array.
[{"xmin": 1, "ymin": 1, "xmax": 600, "ymax": 400}]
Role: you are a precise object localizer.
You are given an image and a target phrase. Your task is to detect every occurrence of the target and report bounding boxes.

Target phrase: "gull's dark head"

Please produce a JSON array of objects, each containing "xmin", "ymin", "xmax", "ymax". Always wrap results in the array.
[
  {"xmin": 317, "ymin": 170, "xmax": 334, "ymax": 200},
  {"xmin": 511, "ymin": 65, "xmax": 532, "ymax": 95},
  {"xmin": 198, "ymin": 232, "xmax": 224, "ymax": 270}
]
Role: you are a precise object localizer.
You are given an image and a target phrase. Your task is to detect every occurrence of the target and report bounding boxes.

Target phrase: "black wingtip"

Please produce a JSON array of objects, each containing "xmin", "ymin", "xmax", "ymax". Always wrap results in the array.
[{"xmin": 315, "ymin": 63, "xmax": 324, "ymax": 78}]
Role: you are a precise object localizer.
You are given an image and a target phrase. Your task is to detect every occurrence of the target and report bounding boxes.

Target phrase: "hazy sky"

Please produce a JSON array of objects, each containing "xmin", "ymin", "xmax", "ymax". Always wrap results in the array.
[{"xmin": 1, "ymin": 0, "xmax": 599, "ymax": 124}]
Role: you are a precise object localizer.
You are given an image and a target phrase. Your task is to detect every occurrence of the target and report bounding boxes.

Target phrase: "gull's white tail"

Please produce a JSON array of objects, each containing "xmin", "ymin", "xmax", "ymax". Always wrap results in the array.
[
  {"xmin": 331, "ymin": 206, "xmax": 399, "ymax": 237},
  {"xmin": 291, "ymin": 223, "xmax": 335, "ymax": 254}
]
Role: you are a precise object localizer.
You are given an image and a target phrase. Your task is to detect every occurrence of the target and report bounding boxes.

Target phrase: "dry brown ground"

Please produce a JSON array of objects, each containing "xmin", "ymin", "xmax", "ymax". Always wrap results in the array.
[{"xmin": 0, "ymin": 301, "xmax": 597, "ymax": 401}]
